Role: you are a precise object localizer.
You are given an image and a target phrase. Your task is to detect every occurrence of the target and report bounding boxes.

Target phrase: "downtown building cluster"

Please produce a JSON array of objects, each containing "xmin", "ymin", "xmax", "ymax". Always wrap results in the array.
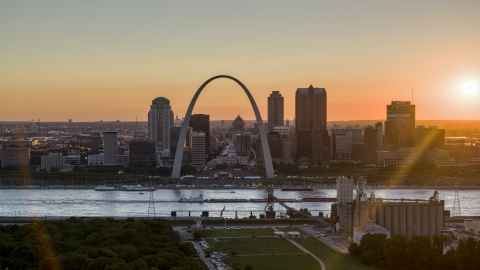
[{"xmin": 1, "ymin": 87, "xmax": 480, "ymax": 172}]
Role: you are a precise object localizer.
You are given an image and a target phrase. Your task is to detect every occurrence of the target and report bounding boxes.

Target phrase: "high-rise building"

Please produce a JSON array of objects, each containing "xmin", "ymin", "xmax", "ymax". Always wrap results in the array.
[
  {"xmin": 236, "ymin": 133, "xmax": 252, "ymax": 157},
  {"xmin": 414, "ymin": 126, "xmax": 445, "ymax": 150},
  {"xmin": 256, "ymin": 132, "xmax": 291, "ymax": 168},
  {"xmin": 103, "ymin": 131, "xmax": 118, "ymax": 165},
  {"xmin": 1, "ymin": 141, "xmax": 31, "ymax": 166},
  {"xmin": 295, "ymin": 85, "xmax": 328, "ymax": 163},
  {"xmin": 330, "ymin": 125, "xmax": 362, "ymax": 160},
  {"xmin": 375, "ymin": 122, "xmax": 383, "ymax": 151},
  {"xmin": 268, "ymin": 91, "xmax": 284, "ymax": 132},
  {"xmin": 129, "ymin": 139, "xmax": 156, "ymax": 166},
  {"xmin": 384, "ymin": 101, "xmax": 415, "ymax": 149},
  {"xmin": 190, "ymin": 132, "xmax": 205, "ymax": 169},
  {"xmin": 170, "ymin": 126, "xmax": 182, "ymax": 158},
  {"xmin": 189, "ymin": 114, "xmax": 210, "ymax": 149},
  {"xmin": 148, "ymin": 97, "xmax": 172, "ymax": 151}
]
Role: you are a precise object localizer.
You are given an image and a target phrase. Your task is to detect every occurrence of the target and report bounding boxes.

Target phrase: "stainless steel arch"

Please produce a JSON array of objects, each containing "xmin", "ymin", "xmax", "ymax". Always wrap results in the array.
[{"xmin": 171, "ymin": 75, "xmax": 274, "ymax": 178}]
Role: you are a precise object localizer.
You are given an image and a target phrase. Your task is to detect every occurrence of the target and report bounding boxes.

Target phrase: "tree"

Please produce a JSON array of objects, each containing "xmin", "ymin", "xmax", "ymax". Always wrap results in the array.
[
  {"xmin": 405, "ymin": 235, "xmax": 435, "ymax": 270},
  {"xmin": 383, "ymin": 234, "xmax": 407, "ymax": 270},
  {"xmin": 348, "ymin": 243, "xmax": 360, "ymax": 257},
  {"xmin": 358, "ymin": 233, "xmax": 387, "ymax": 267}
]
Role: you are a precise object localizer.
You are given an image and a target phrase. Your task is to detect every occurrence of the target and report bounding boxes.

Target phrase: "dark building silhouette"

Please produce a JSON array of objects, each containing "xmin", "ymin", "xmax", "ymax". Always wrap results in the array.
[
  {"xmin": 170, "ymin": 126, "xmax": 182, "ymax": 158},
  {"xmin": 129, "ymin": 140, "xmax": 156, "ymax": 166},
  {"xmin": 189, "ymin": 114, "xmax": 210, "ymax": 149},
  {"xmin": 384, "ymin": 101, "xmax": 415, "ymax": 149},
  {"xmin": 268, "ymin": 91, "xmax": 284, "ymax": 132},
  {"xmin": 414, "ymin": 126, "xmax": 445, "ymax": 150},
  {"xmin": 295, "ymin": 85, "xmax": 329, "ymax": 164}
]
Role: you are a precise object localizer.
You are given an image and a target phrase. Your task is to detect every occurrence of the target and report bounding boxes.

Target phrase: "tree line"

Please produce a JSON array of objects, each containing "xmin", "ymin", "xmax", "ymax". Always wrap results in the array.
[
  {"xmin": 0, "ymin": 217, "xmax": 206, "ymax": 270},
  {"xmin": 349, "ymin": 233, "xmax": 480, "ymax": 270}
]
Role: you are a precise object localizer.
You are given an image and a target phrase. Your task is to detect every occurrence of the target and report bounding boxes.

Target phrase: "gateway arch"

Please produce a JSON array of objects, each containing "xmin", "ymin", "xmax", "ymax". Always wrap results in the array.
[{"xmin": 172, "ymin": 75, "xmax": 274, "ymax": 178}]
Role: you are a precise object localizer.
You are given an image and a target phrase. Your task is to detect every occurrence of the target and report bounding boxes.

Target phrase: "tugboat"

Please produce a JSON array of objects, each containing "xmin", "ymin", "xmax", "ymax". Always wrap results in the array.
[{"xmin": 178, "ymin": 194, "xmax": 205, "ymax": 203}]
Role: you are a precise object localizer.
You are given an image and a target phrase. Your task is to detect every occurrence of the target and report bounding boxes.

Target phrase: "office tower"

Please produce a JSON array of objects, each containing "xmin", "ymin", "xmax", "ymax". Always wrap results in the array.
[
  {"xmin": 295, "ymin": 85, "xmax": 328, "ymax": 163},
  {"xmin": 1, "ymin": 141, "xmax": 31, "ymax": 166},
  {"xmin": 363, "ymin": 126, "xmax": 378, "ymax": 164},
  {"xmin": 414, "ymin": 126, "xmax": 445, "ymax": 150},
  {"xmin": 190, "ymin": 132, "xmax": 205, "ymax": 169},
  {"xmin": 232, "ymin": 115, "xmax": 245, "ymax": 132},
  {"xmin": 129, "ymin": 140, "xmax": 156, "ymax": 166},
  {"xmin": 330, "ymin": 125, "xmax": 362, "ymax": 160},
  {"xmin": 148, "ymin": 97, "xmax": 172, "ymax": 151},
  {"xmin": 256, "ymin": 132, "xmax": 291, "ymax": 168},
  {"xmin": 103, "ymin": 131, "xmax": 118, "ymax": 165},
  {"xmin": 268, "ymin": 91, "xmax": 284, "ymax": 132},
  {"xmin": 375, "ymin": 122, "xmax": 383, "ymax": 151},
  {"xmin": 236, "ymin": 133, "xmax": 252, "ymax": 157},
  {"xmin": 170, "ymin": 127, "xmax": 182, "ymax": 157},
  {"xmin": 384, "ymin": 101, "xmax": 415, "ymax": 149},
  {"xmin": 189, "ymin": 114, "xmax": 210, "ymax": 149}
]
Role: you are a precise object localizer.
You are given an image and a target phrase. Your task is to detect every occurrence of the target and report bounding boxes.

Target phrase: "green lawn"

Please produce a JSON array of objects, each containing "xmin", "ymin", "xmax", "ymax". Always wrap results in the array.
[
  {"xmin": 294, "ymin": 238, "xmax": 372, "ymax": 270},
  {"xmin": 202, "ymin": 228, "xmax": 275, "ymax": 238},
  {"xmin": 223, "ymin": 253, "xmax": 321, "ymax": 270},
  {"xmin": 206, "ymin": 237, "xmax": 302, "ymax": 255},
  {"xmin": 277, "ymin": 226, "xmax": 305, "ymax": 234}
]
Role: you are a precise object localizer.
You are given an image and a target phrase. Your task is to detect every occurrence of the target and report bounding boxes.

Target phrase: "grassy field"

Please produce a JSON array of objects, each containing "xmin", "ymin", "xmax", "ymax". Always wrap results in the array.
[
  {"xmin": 294, "ymin": 238, "xmax": 372, "ymax": 270},
  {"xmin": 223, "ymin": 253, "xmax": 321, "ymax": 270},
  {"xmin": 206, "ymin": 237, "xmax": 302, "ymax": 255},
  {"xmin": 202, "ymin": 228, "xmax": 275, "ymax": 238},
  {"xmin": 276, "ymin": 226, "xmax": 306, "ymax": 234}
]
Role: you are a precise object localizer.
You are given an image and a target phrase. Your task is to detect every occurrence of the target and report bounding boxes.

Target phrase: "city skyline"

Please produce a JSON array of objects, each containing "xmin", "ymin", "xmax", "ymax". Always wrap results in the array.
[{"xmin": 1, "ymin": 1, "xmax": 480, "ymax": 121}]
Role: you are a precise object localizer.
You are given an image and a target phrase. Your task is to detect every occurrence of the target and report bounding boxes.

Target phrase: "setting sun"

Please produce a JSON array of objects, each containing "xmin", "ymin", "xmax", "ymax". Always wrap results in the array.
[{"xmin": 462, "ymin": 80, "xmax": 479, "ymax": 97}]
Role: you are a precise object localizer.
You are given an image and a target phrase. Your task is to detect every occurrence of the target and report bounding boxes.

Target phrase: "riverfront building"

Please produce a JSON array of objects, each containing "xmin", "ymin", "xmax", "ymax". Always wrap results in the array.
[
  {"xmin": 102, "ymin": 131, "xmax": 118, "ymax": 165},
  {"xmin": 1, "ymin": 140, "xmax": 31, "ymax": 166}
]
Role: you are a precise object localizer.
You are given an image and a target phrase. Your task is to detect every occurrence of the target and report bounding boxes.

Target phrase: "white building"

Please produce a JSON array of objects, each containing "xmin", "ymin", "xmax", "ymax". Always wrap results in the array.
[
  {"xmin": 88, "ymin": 154, "xmax": 104, "ymax": 165},
  {"xmin": 274, "ymin": 126, "xmax": 294, "ymax": 138},
  {"xmin": 353, "ymin": 222, "xmax": 390, "ymax": 245},
  {"xmin": 41, "ymin": 154, "xmax": 65, "ymax": 171},
  {"xmin": 336, "ymin": 176, "xmax": 354, "ymax": 205},
  {"xmin": 191, "ymin": 132, "xmax": 205, "ymax": 169},
  {"xmin": 217, "ymin": 156, "xmax": 249, "ymax": 166},
  {"xmin": 103, "ymin": 131, "xmax": 118, "ymax": 165},
  {"xmin": 64, "ymin": 154, "xmax": 81, "ymax": 165},
  {"xmin": 148, "ymin": 97, "xmax": 173, "ymax": 151}
]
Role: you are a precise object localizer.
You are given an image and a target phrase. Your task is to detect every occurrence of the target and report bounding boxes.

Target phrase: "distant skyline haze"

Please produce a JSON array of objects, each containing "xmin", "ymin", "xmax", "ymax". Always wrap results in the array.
[{"xmin": 1, "ymin": 1, "xmax": 479, "ymax": 121}]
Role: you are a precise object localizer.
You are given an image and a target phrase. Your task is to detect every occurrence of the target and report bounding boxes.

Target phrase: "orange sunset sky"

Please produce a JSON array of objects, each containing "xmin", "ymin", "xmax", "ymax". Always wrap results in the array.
[{"xmin": 1, "ymin": 1, "xmax": 479, "ymax": 122}]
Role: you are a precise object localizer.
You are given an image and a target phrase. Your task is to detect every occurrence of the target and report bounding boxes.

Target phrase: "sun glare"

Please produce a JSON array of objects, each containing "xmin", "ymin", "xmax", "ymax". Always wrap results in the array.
[{"xmin": 462, "ymin": 80, "xmax": 479, "ymax": 97}]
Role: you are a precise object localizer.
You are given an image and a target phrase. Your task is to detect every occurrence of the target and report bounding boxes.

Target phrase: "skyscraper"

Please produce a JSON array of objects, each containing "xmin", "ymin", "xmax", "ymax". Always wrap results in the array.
[
  {"xmin": 384, "ymin": 101, "xmax": 415, "ymax": 149},
  {"xmin": 190, "ymin": 132, "xmax": 205, "ymax": 169},
  {"xmin": 102, "ymin": 131, "xmax": 118, "ymax": 165},
  {"xmin": 189, "ymin": 114, "xmax": 210, "ymax": 149},
  {"xmin": 295, "ymin": 85, "xmax": 328, "ymax": 163},
  {"xmin": 236, "ymin": 133, "xmax": 252, "ymax": 157},
  {"xmin": 148, "ymin": 97, "xmax": 172, "ymax": 151},
  {"xmin": 268, "ymin": 91, "xmax": 284, "ymax": 132}
]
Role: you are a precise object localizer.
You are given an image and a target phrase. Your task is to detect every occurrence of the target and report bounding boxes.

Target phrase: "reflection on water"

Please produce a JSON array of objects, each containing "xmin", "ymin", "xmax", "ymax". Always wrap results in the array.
[{"xmin": 0, "ymin": 188, "xmax": 475, "ymax": 218}]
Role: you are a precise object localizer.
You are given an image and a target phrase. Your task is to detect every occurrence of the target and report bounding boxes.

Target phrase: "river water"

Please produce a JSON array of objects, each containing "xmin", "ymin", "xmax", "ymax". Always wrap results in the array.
[{"xmin": 0, "ymin": 188, "xmax": 476, "ymax": 218}]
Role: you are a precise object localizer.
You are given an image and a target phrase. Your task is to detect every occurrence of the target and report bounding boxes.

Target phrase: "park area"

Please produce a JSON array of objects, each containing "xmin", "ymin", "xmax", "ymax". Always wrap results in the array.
[{"xmin": 202, "ymin": 227, "xmax": 370, "ymax": 270}]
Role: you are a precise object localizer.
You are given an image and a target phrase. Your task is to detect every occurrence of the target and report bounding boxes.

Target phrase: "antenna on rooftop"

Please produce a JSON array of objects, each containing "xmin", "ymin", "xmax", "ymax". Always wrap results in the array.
[{"xmin": 412, "ymin": 88, "xmax": 414, "ymax": 104}]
